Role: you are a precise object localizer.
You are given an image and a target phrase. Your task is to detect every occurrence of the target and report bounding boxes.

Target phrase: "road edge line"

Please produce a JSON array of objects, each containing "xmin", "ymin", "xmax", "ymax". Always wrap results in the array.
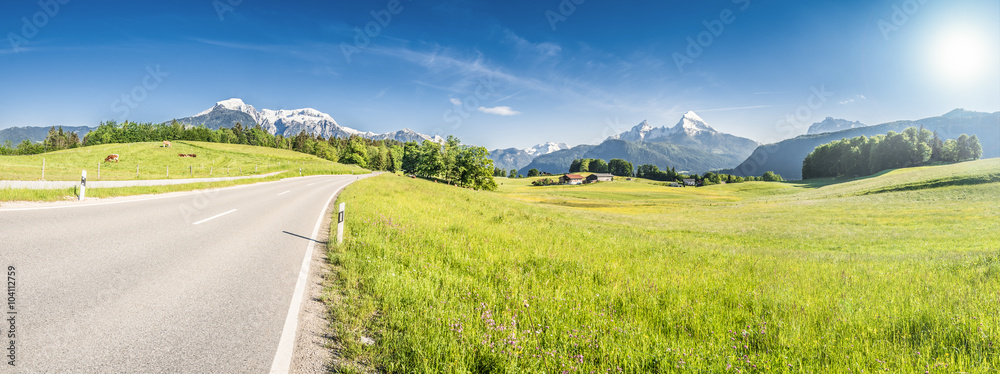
[{"xmin": 269, "ymin": 179, "xmax": 351, "ymax": 374}]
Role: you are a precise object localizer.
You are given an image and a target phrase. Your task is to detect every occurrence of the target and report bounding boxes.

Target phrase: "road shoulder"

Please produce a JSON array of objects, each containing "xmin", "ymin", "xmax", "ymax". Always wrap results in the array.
[{"xmin": 290, "ymin": 190, "xmax": 340, "ymax": 373}]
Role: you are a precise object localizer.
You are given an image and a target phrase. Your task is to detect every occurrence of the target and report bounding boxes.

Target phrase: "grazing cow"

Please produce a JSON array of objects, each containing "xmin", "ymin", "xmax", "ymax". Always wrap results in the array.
[
  {"xmin": 162, "ymin": 141, "xmax": 172, "ymax": 147},
  {"xmin": 178, "ymin": 153, "xmax": 186, "ymax": 157},
  {"xmin": 188, "ymin": 154, "xmax": 197, "ymax": 158},
  {"xmin": 104, "ymin": 154, "xmax": 119, "ymax": 163}
]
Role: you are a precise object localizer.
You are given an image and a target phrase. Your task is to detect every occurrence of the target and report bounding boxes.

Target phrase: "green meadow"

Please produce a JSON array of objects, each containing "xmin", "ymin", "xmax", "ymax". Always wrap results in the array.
[
  {"xmin": 326, "ymin": 159, "xmax": 1000, "ymax": 373},
  {"xmin": 0, "ymin": 141, "xmax": 367, "ymax": 202},
  {"xmin": 0, "ymin": 141, "xmax": 365, "ymax": 181}
]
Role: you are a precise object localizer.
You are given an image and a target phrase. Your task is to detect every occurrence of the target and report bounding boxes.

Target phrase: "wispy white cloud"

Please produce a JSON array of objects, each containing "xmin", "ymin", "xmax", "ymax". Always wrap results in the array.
[
  {"xmin": 373, "ymin": 87, "xmax": 388, "ymax": 99},
  {"xmin": 449, "ymin": 98, "xmax": 462, "ymax": 105},
  {"xmin": 191, "ymin": 37, "xmax": 279, "ymax": 53},
  {"xmin": 839, "ymin": 94, "xmax": 867, "ymax": 105},
  {"xmin": 477, "ymin": 106, "xmax": 521, "ymax": 116},
  {"xmin": 494, "ymin": 91, "xmax": 521, "ymax": 104}
]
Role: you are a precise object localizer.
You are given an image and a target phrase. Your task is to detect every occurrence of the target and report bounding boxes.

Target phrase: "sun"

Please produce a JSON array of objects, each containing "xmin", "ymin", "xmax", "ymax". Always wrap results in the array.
[{"xmin": 929, "ymin": 27, "xmax": 991, "ymax": 82}]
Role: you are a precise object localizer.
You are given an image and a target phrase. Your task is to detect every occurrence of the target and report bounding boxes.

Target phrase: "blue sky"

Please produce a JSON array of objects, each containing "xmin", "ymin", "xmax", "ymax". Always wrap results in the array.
[{"xmin": 1, "ymin": 0, "xmax": 998, "ymax": 149}]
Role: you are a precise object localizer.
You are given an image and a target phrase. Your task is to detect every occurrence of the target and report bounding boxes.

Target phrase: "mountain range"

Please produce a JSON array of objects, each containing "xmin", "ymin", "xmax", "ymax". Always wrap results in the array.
[
  {"xmin": 174, "ymin": 98, "xmax": 444, "ymax": 143},
  {"xmin": 516, "ymin": 111, "xmax": 760, "ymax": 175},
  {"xmin": 489, "ymin": 142, "xmax": 570, "ymax": 171},
  {"xmin": 729, "ymin": 109, "xmax": 1000, "ymax": 180},
  {"xmin": 807, "ymin": 117, "xmax": 868, "ymax": 135}
]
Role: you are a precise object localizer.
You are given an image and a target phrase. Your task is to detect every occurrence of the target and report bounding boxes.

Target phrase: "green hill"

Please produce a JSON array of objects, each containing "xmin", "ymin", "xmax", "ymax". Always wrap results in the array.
[{"xmin": 0, "ymin": 141, "xmax": 366, "ymax": 181}]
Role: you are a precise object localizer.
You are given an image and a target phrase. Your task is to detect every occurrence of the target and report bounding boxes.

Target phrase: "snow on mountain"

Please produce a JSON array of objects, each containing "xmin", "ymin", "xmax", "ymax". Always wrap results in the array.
[
  {"xmin": 180, "ymin": 99, "xmax": 441, "ymax": 143},
  {"xmin": 524, "ymin": 142, "xmax": 570, "ymax": 157},
  {"xmin": 611, "ymin": 111, "xmax": 718, "ymax": 142},
  {"xmin": 806, "ymin": 117, "xmax": 867, "ymax": 135},
  {"xmin": 668, "ymin": 111, "xmax": 717, "ymax": 137}
]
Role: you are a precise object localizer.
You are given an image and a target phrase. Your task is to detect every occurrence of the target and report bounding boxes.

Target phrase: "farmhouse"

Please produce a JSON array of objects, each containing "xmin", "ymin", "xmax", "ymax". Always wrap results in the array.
[
  {"xmin": 586, "ymin": 173, "xmax": 614, "ymax": 183},
  {"xmin": 560, "ymin": 174, "xmax": 584, "ymax": 185},
  {"xmin": 683, "ymin": 179, "xmax": 697, "ymax": 186}
]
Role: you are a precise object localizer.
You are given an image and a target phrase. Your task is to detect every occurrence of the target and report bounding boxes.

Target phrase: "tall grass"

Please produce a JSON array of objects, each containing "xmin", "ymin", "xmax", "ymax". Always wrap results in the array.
[{"xmin": 326, "ymin": 159, "xmax": 1000, "ymax": 373}]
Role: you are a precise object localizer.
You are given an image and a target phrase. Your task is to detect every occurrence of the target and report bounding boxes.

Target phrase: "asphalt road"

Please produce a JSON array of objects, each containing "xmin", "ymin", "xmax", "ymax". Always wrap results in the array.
[{"xmin": 0, "ymin": 174, "xmax": 373, "ymax": 373}]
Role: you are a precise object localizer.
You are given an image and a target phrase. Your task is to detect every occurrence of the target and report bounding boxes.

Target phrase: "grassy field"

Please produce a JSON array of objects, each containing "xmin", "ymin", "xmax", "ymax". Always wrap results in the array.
[
  {"xmin": 326, "ymin": 159, "xmax": 1000, "ymax": 373},
  {"xmin": 0, "ymin": 141, "xmax": 368, "ymax": 202},
  {"xmin": 0, "ymin": 141, "xmax": 364, "ymax": 181}
]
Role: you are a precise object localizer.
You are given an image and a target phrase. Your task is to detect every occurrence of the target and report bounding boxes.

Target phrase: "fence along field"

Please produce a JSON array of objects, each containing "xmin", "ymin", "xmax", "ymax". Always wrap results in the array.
[
  {"xmin": 0, "ymin": 141, "xmax": 352, "ymax": 181},
  {"xmin": 327, "ymin": 158, "xmax": 1000, "ymax": 373}
]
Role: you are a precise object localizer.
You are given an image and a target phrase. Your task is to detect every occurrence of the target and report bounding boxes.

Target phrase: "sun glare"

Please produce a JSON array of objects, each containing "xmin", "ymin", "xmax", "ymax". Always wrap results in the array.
[{"xmin": 930, "ymin": 28, "xmax": 991, "ymax": 83}]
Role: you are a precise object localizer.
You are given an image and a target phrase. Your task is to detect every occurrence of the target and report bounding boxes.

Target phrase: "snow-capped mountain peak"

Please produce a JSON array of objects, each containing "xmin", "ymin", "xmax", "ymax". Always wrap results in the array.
[
  {"xmin": 608, "ymin": 112, "xmax": 722, "ymax": 142},
  {"xmin": 196, "ymin": 98, "xmax": 258, "ymax": 117},
  {"xmin": 669, "ymin": 111, "xmax": 717, "ymax": 136},
  {"xmin": 525, "ymin": 142, "xmax": 570, "ymax": 157}
]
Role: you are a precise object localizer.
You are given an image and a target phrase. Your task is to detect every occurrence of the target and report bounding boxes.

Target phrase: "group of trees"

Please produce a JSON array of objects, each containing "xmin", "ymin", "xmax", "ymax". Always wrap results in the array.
[
  {"xmin": 492, "ymin": 168, "xmax": 520, "ymax": 178},
  {"xmin": 802, "ymin": 127, "xmax": 983, "ymax": 179},
  {"xmin": 569, "ymin": 158, "xmax": 635, "ymax": 177},
  {"xmin": 637, "ymin": 163, "xmax": 782, "ymax": 185},
  {"xmin": 400, "ymin": 137, "xmax": 497, "ymax": 190},
  {"xmin": 0, "ymin": 126, "xmax": 82, "ymax": 155}
]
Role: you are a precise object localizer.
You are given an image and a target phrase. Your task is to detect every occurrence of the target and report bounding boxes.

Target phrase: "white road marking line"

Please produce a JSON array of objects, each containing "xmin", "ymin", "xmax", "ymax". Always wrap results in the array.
[
  {"xmin": 191, "ymin": 209, "xmax": 237, "ymax": 225},
  {"xmin": 306, "ymin": 183, "xmax": 315, "ymax": 186},
  {"xmin": 269, "ymin": 181, "xmax": 350, "ymax": 374},
  {"xmin": 277, "ymin": 191, "xmax": 291, "ymax": 196}
]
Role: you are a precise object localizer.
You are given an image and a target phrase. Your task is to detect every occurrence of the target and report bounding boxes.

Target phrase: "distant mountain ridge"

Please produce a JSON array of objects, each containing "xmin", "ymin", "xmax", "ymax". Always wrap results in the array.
[
  {"xmin": 488, "ymin": 142, "xmax": 571, "ymax": 171},
  {"xmin": 518, "ymin": 112, "xmax": 759, "ymax": 175},
  {"xmin": 489, "ymin": 148, "xmax": 535, "ymax": 172},
  {"xmin": 807, "ymin": 117, "xmax": 867, "ymax": 135},
  {"xmin": 731, "ymin": 109, "xmax": 1000, "ymax": 180},
  {"xmin": 174, "ymin": 98, "xmax": 444, "ymax": 143}
]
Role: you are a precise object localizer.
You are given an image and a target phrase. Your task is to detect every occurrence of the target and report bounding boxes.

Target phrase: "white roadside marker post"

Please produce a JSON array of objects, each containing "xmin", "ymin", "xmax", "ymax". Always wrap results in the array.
[
  {"xmin": 79, "ymin": 170, "xmax": 87, "ymax": 201},
  {"xmin": 337, "ymin": 203, "xmax": 346, "ymax": 244},
  {"xmin": 97, "ymin": 162, "xmax": 101, "ymax": 180},
  {"xmin": 42, "ymin": 158, "xmax": 45, "ymax": 180}
]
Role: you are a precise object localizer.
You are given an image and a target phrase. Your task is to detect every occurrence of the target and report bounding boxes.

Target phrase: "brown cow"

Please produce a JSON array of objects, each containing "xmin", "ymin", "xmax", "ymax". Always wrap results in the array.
[
  {"xmin": 104, "ymin": 154, "xmax": 119, "ymax": 163},
  {"xmin": 162, "ymin": 141, "xmax": 172, "ymax": 147}
]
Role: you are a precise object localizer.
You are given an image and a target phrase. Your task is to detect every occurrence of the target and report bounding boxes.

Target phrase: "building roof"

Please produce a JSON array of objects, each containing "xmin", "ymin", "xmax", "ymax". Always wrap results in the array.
[
  {"xmin": 589, "ymin": 173, "xmax": 614, "ymax": 178},
  {"xmin": 563, "ymin": 174, "xmax": 584, "ymax": 179}
]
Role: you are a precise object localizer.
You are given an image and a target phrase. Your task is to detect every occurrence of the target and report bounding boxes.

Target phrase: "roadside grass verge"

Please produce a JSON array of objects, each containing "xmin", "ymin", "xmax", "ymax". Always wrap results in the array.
[{"xmin": 325, "ymin": 161, "xmax": 1000, "ymax": 373}]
